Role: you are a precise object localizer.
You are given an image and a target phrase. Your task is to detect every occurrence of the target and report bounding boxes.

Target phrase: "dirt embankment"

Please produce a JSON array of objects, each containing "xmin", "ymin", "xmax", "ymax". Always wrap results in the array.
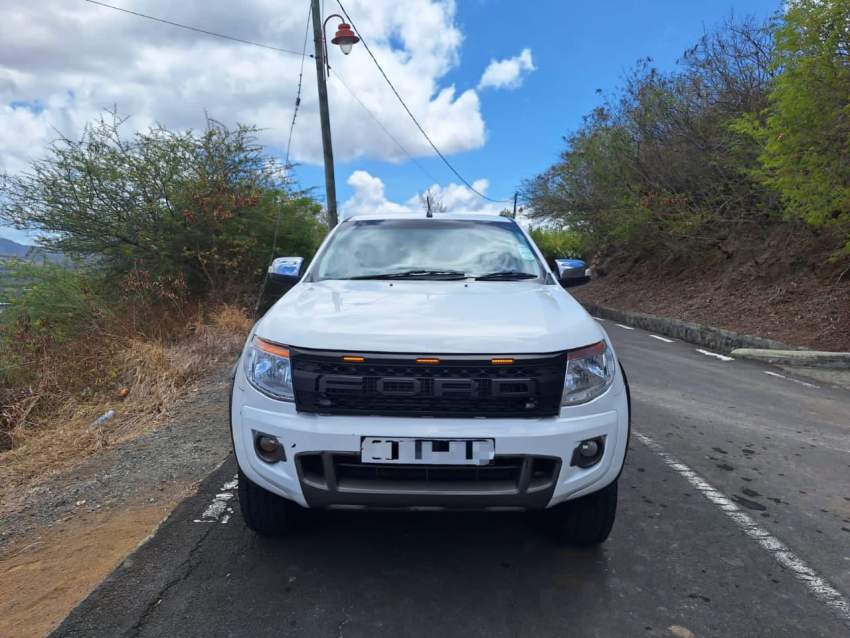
[
  {"xmin": 0, "ymin": 367, "xmax": 234, "ymax": 638},
  {"xmin": 571, "ymin": 228, "xmax": 850, "ymax": 352}
]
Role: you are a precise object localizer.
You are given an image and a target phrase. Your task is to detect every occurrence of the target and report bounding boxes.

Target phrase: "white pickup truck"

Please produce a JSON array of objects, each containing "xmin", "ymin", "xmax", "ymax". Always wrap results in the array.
[{"xmin": 231, "ymin": 213, "xmax": 630, "ymax": 545}]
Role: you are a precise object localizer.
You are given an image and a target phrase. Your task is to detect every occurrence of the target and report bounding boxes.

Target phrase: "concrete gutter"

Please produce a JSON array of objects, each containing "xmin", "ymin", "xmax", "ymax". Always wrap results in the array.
[
  {"xmin": 582, "ymin": 302, "xmax": 850, "ymax": 370},
  {"xmin": 582, "ymin": 302, "xmax": 795, "ymax": 354},
  {"xmin": 731, "ymin": 349, "xmax": 850, "ymax": 369}
]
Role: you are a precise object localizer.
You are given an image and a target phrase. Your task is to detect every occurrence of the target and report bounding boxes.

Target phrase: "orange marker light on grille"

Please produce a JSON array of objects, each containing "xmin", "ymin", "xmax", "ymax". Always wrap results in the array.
[
  {"xmin": 342, "ymin": 356, "xmax": 365, "ymax": 363},
  {"xmin": 491, "ymin": 358, "xmax": 515, "ymax": 365},
  {"xmin": 255, "ymin": 337, "xmax": 290, "ymax": 358},
  {"xmin": 416, "ymin": 357, "xmax": 441, "ymax": 364}
]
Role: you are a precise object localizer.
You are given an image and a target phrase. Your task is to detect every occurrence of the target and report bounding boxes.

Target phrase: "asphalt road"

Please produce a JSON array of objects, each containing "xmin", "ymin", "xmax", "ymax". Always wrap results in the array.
[{"xmin": 52, "ymin": 321, "xmax": 850, "ymax": 638}]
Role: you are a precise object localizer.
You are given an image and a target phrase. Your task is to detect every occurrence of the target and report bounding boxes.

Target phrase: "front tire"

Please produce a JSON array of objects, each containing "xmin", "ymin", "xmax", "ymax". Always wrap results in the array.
[
  {"xmin": 237, "ymin": 468, "xmax": 298, "ymax": 535},
  {"xmin": 545, "ymin": 479, "xmax": 618, "ymax": 546}
]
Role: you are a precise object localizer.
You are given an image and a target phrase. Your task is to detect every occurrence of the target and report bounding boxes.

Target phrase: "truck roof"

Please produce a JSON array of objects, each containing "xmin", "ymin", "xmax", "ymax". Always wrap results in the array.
[{"xmin": 341, "ymin": 212, "xmax": 515, "ymax": 223}]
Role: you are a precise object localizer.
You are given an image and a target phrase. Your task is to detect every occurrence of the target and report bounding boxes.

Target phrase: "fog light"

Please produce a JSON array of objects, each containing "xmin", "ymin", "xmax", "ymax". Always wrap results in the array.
[
  {"xmin": 571, "ymin": 436, "xmax": 605, "ymax": 468},
  {"xmin": 579, "ymin": 440, "xmax": 599, "ymax": 458},
  {"xmin": 254, "ymin": 433, "xmax": 285, "ymax": 463}
]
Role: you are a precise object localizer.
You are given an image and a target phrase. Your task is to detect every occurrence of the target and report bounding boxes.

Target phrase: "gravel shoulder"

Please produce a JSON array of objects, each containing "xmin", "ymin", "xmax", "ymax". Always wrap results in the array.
[{"xmin": 0, "ymin": 365, "xmax": 233, "ymax": 638}]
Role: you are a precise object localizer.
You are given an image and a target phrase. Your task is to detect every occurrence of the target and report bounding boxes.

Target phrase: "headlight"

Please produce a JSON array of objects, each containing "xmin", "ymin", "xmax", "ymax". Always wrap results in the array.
[
  {"xmin": 562, "ymin": 341, "xmax": 615, "ymax": 406},
  {"xmin": 243, "ymin": 336, "xmax": 294, "ymax": 401}
]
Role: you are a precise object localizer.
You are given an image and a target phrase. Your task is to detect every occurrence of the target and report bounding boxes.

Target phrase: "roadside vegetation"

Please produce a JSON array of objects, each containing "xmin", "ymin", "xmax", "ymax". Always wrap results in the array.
[
  {"xmin": 523, "ymin": 0, "xmax": 850, "ymax": 264},
  {"xmin": 522, "ymin": 0, "xmax": 850, "ymax": 349},
  {"xmin": 0, "ymin": 116, "xmax": 326, "ymax": 488},
  {"xmin": 528, "ymin": 227, "xmax": 587, "ymax": 265}
]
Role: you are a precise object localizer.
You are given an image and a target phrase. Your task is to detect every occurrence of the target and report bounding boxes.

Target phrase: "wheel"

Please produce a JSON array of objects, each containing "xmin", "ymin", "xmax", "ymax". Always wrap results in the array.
[
  {"xmin": 545, "ymin": 479, "xmax": 618, "ymax": 546},
  {"xmin": 237, "ymin": 467, "xmax": 298, "ymax": 535}
]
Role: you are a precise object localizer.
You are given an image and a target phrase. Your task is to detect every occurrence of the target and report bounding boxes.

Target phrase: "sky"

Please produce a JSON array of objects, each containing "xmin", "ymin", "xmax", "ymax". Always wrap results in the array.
[{"xmin": 0, "ymin": 0, "xmax": 781, "ymax": 244}]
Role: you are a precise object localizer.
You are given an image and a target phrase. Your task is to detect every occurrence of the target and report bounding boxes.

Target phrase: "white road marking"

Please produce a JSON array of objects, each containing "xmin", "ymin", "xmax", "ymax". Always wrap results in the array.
[
  {"xmin": 615, "ymin": 323, "xmax": 635, "ymax": 330},
  {"xmin": 793, "ymin": 378, "xmax": 819, "ymax": 388},
  {"xmin": 592, "ymin": 316, "xmax": 605, "ymax": 322},
  {"xmin": 649, "ymin": 334, "xmax": 675, "ymax": 343},
  {"xmin": 635, "ymin": 432, "xmax": 850, "ymax": 626},
  {"xmin": 696, "ymin": 348, "xmax": 734, "ymax": 361},
  {"xmin": 194, "ymin": 474, "xmax": 238, "ymax": 524},
  {"xmin": 764, "ymin": 370, "xmax": 819, "ymax": 389}
]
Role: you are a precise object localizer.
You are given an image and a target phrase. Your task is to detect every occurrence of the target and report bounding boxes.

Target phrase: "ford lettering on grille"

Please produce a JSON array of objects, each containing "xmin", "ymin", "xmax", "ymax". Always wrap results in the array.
[
  {"xmin": 291, "ymin": 349, "xmax": 565, "ymax": 418},
  {"xmin": 318, "ymin": 375, "xmax": 533, "ymax": 400}
]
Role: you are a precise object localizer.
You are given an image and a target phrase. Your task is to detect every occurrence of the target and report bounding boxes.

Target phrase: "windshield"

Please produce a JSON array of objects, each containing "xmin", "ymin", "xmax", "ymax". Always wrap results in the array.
[{"xmin": 312, "ymin": 219, "xmax": 544, "ymax": 281}]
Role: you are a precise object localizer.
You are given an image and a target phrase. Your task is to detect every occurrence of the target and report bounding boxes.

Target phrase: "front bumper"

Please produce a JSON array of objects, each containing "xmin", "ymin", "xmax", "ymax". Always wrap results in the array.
[{"xmin": 231, "ymin": 368, "xmax": 629, "ymax": 510}]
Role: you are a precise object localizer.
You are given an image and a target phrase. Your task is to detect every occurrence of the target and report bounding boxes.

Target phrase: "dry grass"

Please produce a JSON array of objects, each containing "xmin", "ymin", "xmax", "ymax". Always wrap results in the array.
[{"xmin": 0, "ymin": 304, "xmax": 251, "ymax": 505}]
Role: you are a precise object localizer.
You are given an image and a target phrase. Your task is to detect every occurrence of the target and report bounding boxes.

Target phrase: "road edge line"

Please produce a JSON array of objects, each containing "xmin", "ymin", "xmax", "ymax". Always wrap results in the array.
[
  {"xmin": 634, "ymin": 431, "xmax": 850, "ymax": 627},
  {"xmin": 695, "ymin": 348, "xmax": 734, "ymax": 362}
]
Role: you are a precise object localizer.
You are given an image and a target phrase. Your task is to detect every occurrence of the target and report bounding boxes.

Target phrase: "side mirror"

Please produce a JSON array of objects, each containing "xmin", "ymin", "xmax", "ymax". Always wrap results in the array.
[
  {"xmin": 269, "ymin": 256, "xmax": 305, "ymax": 281},
  {"xmin": 555, "ymin": 258, "xmax": 590, "ymax": 288},
  {"xmin": 256, "ymin": 257, "xmax": 305, "ymax": 317}
]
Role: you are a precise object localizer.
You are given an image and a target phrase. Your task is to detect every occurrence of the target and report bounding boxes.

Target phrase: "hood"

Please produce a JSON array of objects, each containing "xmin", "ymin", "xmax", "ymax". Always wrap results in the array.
[{"xmin": 257, "ymin": 280, "xmax": 603, "ymax": 354}]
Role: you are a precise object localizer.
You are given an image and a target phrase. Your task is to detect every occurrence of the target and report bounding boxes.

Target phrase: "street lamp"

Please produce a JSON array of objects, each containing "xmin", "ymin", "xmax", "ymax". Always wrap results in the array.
[
  {"xmin": 311, "ymin": 2, "xmax": 360, "ymax": 226},
  {"xmin": 328, "ymin": 19, "xmax": 359, "ymax": 56}
]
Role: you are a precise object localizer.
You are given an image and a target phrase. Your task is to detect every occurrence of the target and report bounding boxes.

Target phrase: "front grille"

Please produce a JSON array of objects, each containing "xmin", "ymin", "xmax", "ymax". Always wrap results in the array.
[
  {"xmin": 290, "ymin": 348, "xmax": 566, "ymax": 418},
  {"xmin": 296, "ymin": 452, "xmax": 561, "ymax": 509}
]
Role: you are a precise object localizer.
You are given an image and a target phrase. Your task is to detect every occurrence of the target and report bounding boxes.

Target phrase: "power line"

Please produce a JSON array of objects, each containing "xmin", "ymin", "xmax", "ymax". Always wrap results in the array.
[
  {"xmin": 84, "ymin": 0, "xmax": 508, "ymax": 205},
  {"xmin": 282, "ymin": 12, "xmax": 312, "ymax": 171},
  {"xmin": 272, "ymin": 4, "xmax": 311, "ymax": 253},
  {"xmin": 83, "ymin": 0, "xmax": 507, "ymax": 204},
  {"xmin": 86, "ymin": 0, "xmax": 313, "ymax": 257},
  {"xmin": 330, "ymin": 72, "xmax": 441, "ymax": 186},
  {"xmin": 82, "ymin": 0, "xmax": 311, "ymax": 57},
  {"xmin": 256, "ymin": 3, "xmax": 313, "ymax": 318},
  {"xmin": 334, "ymin": 0, "xmax": 513, "ymax": 204}
]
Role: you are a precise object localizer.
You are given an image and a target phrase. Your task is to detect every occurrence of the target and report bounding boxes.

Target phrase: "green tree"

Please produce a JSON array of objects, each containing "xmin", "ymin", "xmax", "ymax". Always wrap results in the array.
[
  {"xmin": 522, "ymin": 18, "xmax": 778, "ymax": 258},
  {"xmin": 744, "ymin": 0, "xmax": 850, "ymax": 251},
  {"xmin": 0, "ymin": 115, "xmax": 326, "ymax": 295}
]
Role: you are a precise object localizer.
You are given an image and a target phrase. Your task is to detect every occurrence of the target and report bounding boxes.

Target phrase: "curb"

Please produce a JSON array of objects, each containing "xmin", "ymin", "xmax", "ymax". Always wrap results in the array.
[
  {"xmin": 731, "ymin": 349, "xmax": 850, "ymax": 370},
  {"xmin": 581, "ymin": 302, "xmax": 796, "ymax": 354}
]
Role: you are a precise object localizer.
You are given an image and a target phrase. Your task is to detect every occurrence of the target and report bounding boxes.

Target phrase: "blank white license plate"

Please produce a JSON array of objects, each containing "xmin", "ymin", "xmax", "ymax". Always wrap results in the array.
[{"xmin": 361, "ymin": 437, "xmax": 495, "ymax": 466}]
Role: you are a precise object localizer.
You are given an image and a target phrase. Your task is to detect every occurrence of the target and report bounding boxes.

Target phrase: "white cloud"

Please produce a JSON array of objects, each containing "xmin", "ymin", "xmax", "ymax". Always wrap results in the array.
[
  {"xmin": 0, "ymin": 103, "xmax": 56, "ymax": 174},
  {"xmin": 342, "ymin": 170, "xmax": 413, "ymax": 217},
  {"xmin": 341, "ymin": 170, "xmax": 508, "ymax": 218},
  {"xmin": 477, "ymin": 48, "xmax": 536, "ymax": 90},
  {"xmin": 0, "ymin": 0, "xmax": 486, "ymax": 172}
]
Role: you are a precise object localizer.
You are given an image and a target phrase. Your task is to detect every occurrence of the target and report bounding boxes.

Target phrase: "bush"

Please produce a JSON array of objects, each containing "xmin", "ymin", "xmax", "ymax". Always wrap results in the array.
[
  {"xmin": 0, "ymin": 114, "xmax": 327, "ymax": 298},
  {"xmin": 522, "ymin": 17, "xmax": 779, "ymax": 257},
  {"xmin": 529, "ymin": 227, "xmax": 587, "ymax": 266},
  {"xmin": 523, "ymin": 5, "xmax": 850, "ymax": 264},
  {"xmin": 0, "ymin": 262, "xmax": 106, "ymax": 368},
  {"xmin": 0, "ymin": 113, "xmax": 326, "ymax": 485}
]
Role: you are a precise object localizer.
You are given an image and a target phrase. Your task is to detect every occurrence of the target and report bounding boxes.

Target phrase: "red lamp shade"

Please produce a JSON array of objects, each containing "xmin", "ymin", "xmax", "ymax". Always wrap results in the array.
[{"xmin": 331, "ymin": 23, "xmax": 359, "ymax": 54}]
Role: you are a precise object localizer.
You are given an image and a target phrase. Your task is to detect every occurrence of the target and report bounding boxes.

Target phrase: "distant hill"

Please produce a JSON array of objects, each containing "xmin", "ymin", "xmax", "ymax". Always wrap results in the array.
[
  {"xmin": 0, "ymin": 238, "xmax": 32, "ymax": 259},
  {"xmin": 0, "ymin": 238, "xmax": 64, "ymax": 264},
  {"xmin": 0, "ymin": 237, "xmax": 68, "ymax": 302}
]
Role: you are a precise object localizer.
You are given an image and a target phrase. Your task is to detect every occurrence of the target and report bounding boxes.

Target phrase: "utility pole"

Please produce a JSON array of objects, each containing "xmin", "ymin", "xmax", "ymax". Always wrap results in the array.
[
  {"xmin": 513, "ymin": 192, "xmax": 518, "ymax": 219},
  {"xmin": 311, "ymin": 0, "xmax": 338, "ymax": 227}
]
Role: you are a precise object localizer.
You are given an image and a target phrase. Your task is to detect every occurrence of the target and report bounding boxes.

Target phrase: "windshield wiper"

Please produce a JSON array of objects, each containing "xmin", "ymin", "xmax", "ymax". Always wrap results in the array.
[
  {"xmin": 349, "ymin": 269, "xmax": 468, "ymax": 280},
  {"xmin": 475, "ymin": 271, "xmax": 538, "ymax": 281}
]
